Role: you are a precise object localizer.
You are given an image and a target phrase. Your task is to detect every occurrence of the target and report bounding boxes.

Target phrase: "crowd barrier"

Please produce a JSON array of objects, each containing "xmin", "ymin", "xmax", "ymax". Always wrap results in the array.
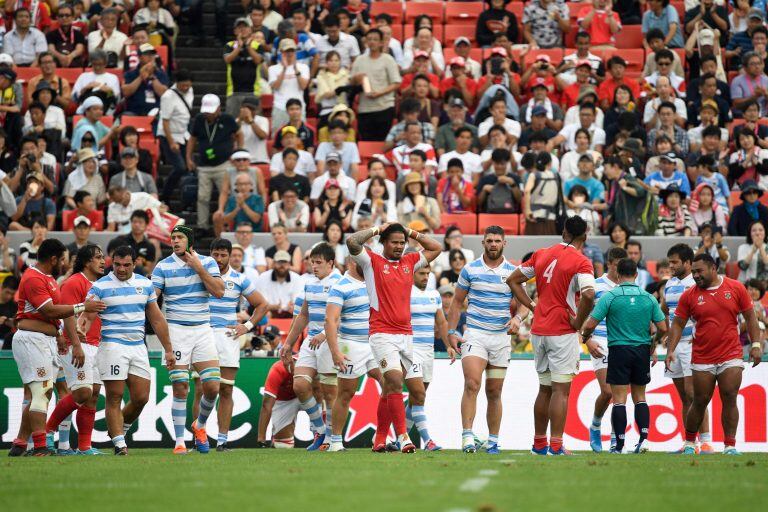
[{"xmin": 1, "ymin": 355, "xmax": 765, "ymax": 451}]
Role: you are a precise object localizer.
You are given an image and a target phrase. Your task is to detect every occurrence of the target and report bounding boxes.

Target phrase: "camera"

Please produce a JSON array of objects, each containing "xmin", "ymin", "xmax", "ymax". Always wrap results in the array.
[
  {"xmin": 26, "ymin": 154, "xmax": 36, "ymax": 164},
  {"xmin": 539, "ymin": 63, "xmax": 549, "ymax": 70},
  {"xmin": 490, "ymin": 57, "xmax": 505, "ymax": 75}
]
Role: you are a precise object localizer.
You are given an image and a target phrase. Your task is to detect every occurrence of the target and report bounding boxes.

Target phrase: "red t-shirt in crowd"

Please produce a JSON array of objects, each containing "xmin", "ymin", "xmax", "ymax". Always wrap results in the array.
[
  {"xmin": 520, "ymin": 243, "xmax": 594, "ymax": 336},
  {"xmin": 264, "ymin": 361, "xmax": 296, "ymax": 401},
  {"xmin": 674, "ymin": 277, "xmax": 752, "ymax": 364},
  {"xmin": 60, "ymin": 272, "xmax": 101, "ymax": 347},
  {"xmin": 577, "ymin": 7, "xmax": 621, "ymax": 46},
  {"xmin": 16, "ymin": 266, "xmax": 62, "ymax": 328},
  {"xmin": 597, "ymin": 76, "xmax": 641, "ymax": 105}
]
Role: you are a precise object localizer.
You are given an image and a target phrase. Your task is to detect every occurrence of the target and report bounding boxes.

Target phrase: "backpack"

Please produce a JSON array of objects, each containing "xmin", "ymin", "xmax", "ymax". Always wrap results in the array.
[
  {"xmin": 487, "ymin": 182, "xmax": 519, "ymax": 214},
  {"xmin": 639, "ymin": 191, "xmax": 659, "ymax": 236},
  {"xmin": 180, "ymin": 173, "xmax": 198, "ymax": 211}
]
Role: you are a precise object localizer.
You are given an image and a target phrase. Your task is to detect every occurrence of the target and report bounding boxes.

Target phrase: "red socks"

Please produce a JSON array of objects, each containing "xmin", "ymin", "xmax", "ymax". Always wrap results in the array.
[
  {"xmin": 46, "ymin": 394, "xmax": 79, "ymax": 433},
  {"xmin": 550, "ymin": 437, "xmax": 563, "ymax": 452},
  {"xmin": 76, "ymin": 407, "xmax": 96, "ymax": 451},
  {"xmin": 533, "ymin": 435, "xmax": 548, "ymax": 450},
  {"xmin": 685, "ymin": 430, "xmax": 698, "ymax": 443},
  {"xmin": 724, "ymin": 436, "xmax": 736, "ymax": 448},
  {"xmin": 32, "ymin": 431, "xmax": 46, "ymax": 449},
  {"xmin": 375, "ymin": 394, "xmax": 391, "ymax": 446},
  {"xmin": 387, "ymin": 393, "xmax": 407, "ymax": 437}
]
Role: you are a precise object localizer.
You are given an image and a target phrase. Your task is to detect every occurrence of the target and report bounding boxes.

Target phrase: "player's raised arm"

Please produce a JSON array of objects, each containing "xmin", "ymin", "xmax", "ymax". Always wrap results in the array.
[
  {"xmin": 409, "ymin": 229, "xmax": 441, "ymax": 262},
  {"xmin": 347, "ymin": 223, "xmax": 391, "ymax": 256}
]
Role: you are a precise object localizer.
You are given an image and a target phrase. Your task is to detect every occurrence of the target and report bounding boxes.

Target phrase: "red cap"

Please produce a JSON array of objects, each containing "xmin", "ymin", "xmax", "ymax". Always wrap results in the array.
[
  {"xmin": 490, "ymin": 46, "xmax": 507, "ymax": 57},
  {"xmin": 575, "ymin": 59, "xmax": 592, "ymax": 68},
  {"xmin": 413, "ymin": 50, "xmax": 429, "ymax": 59},
  {"xmin": 530, "ymin": 76, "xmax": 548, "ymax": 89},
  {"xmin": 324, "ymin": 179, "xmax": 341, "ymax": 190},
  {"xmin": 535, "ymin": 54, "xmax": 551, "ymax": 64},
  {"xmin": 449, "ymin": 56, "xmax": 466, "ymax": 67}
]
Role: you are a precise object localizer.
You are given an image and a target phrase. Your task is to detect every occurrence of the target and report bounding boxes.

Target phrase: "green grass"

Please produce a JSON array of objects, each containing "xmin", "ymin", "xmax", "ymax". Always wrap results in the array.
[{"xmin": 1, "ymin": 449, "xmax": 766, "ymax": 512}]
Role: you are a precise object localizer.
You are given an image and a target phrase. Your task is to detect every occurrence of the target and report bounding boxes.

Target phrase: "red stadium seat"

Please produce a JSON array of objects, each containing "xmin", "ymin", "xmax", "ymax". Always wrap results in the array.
[
  {"xmin": 358, "ymin": 141, "xmax": 386, "ymax": 158},
  {"xmin": 478, "ymin": 213, "xmax": 520, "ymax": 235},
  {"xmin": 440, "ymin": 213, "xmax": 477, "ymax": 235},
  {"xmin": 616, "ymin": 25, "xmax": 644, "ymax": 49},
  {"xmin": 444, "ymin": 25, "xmax": 476, "ymax": 47},
  {"xmin": 73, "ymin": 115, "xmax": 114, "ymax": 127},
  {"xmin": 156, "ymin": 45, "xmax": 169, "ymax": 69},
  {"xmin": 57, "ymin": 67, "xmax": 87, "ymax": 86},
  {"xmin": 613, "ymin": 49, "xmax": 645, "ymax": 72},
  {"xmin": 404, "ymin": 2, "xmax": 444, "ymax": 24},
  {"xmin": 670, "ymin": 1, "xmax": 685, "ymax": 22},
  {"xmin": 730, "ymin": 190, "xmax": 742, "ymax": 209},
  {"xmin": 445, "ymin": 2, "xmax": 484, "ymax": 26},
  {"xmin": 645, "ymin": 260, "xmax": 657, "ymax": 280},
  {"xmin": 507, "ymin": 2, "xmax": 523, "ymax": 21},
  {"xmin": 138, "ymin": 138, "xmax": 160, "ymax": 177},
  {"xmin": 260, "ymin": 94, "xmax": 273, "ymax": 116},
  {"xmin": 62, "ymin": 209, "xmax": 105, "ymax": 231},
  {"xmin": 14, "ymin": 66, "xmax": 41, "ymax": 84},
  {"xmin": 121, "ymin": 115, "xmax": 154, "ymax": 135},
  {"xmin": 370, "ymin": 2, "xmax": 405, "ymax": 25}
]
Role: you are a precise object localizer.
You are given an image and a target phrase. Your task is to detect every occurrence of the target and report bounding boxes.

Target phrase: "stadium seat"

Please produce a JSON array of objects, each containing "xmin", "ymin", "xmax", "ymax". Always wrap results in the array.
[
  {"xmin": 478, "ymin": 213, "xmax": 520, "ymax": 235},
  {"xmin": 260, "ymin": 94, "xmax": 273, "ymax": 116},
  {"xmin": 444, "ymin": 25, "xmax": 476, "ymax": 47},
  {"xmin": 670, "ymin": 1, "xmax": 685, "ymax": 22},
  {"xmin": 370, "ymin": 2, "xmax": 405, "ymax": 25},
  {"xmin": 645, "ymin": 260, "xmax": 657, "ymax": 279},
  {"xmin": 507, "ymin": 1, "xmax": 523, "ymax": 21},
  {"xmin": 615, "ymin": 49, "xmax": 645, "ymax": 72},
  {"xmin": 616, "ymin": 25, "xmax": 644, "ymax": 49},
  {"xmin": 156, "ymin": 45, "xmax": 169, "ymax": 69},
  {"xmin": 138, "ymin": 138, "xmax": 160, "ymax": 177},
  {"xmin": 730, "ymin": 190, "xmax": 743, "ymax": 209},
  {"xmin": 122, "ymin": 115, "xmax": 155, "ymax": 136},
  {"xmin": 445, "ymin": 2, "xmax": 484, "ymax": 26},
  {"xmin": 404, "ymin": 2, "xmax": 444, "ymax": 24},
  {"xmin": 440, "ymin": 213, "xmax": 478, "ymax": 235},
  {"xmin": 57, "ymin": 67, "xmax": 87, "ymax": 85},
  {"xmin": 358, "ymin": 141, "xmax": 386, "ymax": 159},
  {"xmin": 62, "ymin": 209, "xmax": 105, "ymax": 231},
  {"xmin": 14, "ymin": 66, "xmax": 41, "ymax": 84}
]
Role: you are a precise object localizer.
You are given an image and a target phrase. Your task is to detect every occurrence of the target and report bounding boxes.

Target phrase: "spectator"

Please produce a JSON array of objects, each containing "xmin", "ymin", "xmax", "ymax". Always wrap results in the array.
[
  {"xmin": 356, "ymin": 159, "xmax": 396, "ymax": 209},
  {"xmin": 643, "ymin": 78, "xmax": 688, "ymax": 132},
  {"xmin": 644, "ymin": 152, "xmax": 692, "ymax": 195},
  {"xmin": 402, "ymin": 72, "xmax": 441, "ymax": 127},
  {"xmin": 479, "ymin": 96, "xmax": 521, "ymax": 148},
  {"xmin": 134, "ymin": 0, "xmax": 177, "ymax": 40},
  {"xmin": 71, "ymin": 190, "xmax": 104, "ymax": 230},
  {"xmin": 86, "ymin": 8, "xmax": 127, "ymax": 68},
  {"xmin": 477, "ymin": 0, "xmax": 519, "ymax": 47},
  {"xmin": 562, "ymin": 87, "xmax": 604, "ymax": 128},
  {"xmin": 314, "ymin": 121, "xmax": 360, "ymax": 178},
  {"xmin": 647, "ymin": 101, "xmax": 690, "ymax": 157},
  {"xmin": 438, "ymin": 127, "xmax": 482, "ymax": 184},
  {"xmin": 728, "ymin": 180, "xmax": 768, "ymax": 236},
  {"xmin": 310, "ymin": 151, "xmax": 356, "ymax": 204},
  {"xmin": 435, "ymin": 98, "xmax": 480, "ymax": 156},
  {"xmin": 247, "ymin": 3, "xmax": 276, "ymax": 50},
  {"xmin": 560, "ymin": 128, "xmax": 604, "ymax": 182},
  {"xmin": 566, "ymin": 184, "xmax": 602, "ymax": 236},
  {"xmin": 597, "ymin": 56, "xmax": 642, "ymax": 111},
  {"xmin": 396, "ymin": 172, "xmax": 440, "ymax": 231},
  {"xmin": 71, "ymin": 50, "xmax": 121, "ymax": 112},
  {"xmin": 523, "ymin": 0, "xmax": 570, "ymax": 49},
  {"xmin": 725, "ymin": 8, "xmax": 764, "ymax": 60},
  {"xmin": 732, "ymin": 51, "xmax": 768, "ymax": 117},
  {"xmin": 65, "ymin": 215, "xmax": 92, "ymax": 256},
  {"xmin": 268, "ymin": 38, "xmax": 310, "ymax": 135},
  {"xmin": 478, "ymin": 148, "xmax": 522, "ymax": 213},
  {"xmin": 313, "ymin": 178, "xmax": 353, "ymax": 232},
  {"xmin": 729, "ymin": 0, "xmax": 751, "ymax": 35},
  {"xmin": 694, "ymin": 222, "xmax": 730, "ymax": 268},
  {"xmin": 25, "ymin": 51, "xmax": 73, "ymax": 111},
  {"xmin": 235, "ymin": 96, "xmax": 269, "ymax": 165},
  {"xmin": 384, "ymin": 97, "xmax": 436, "ymax": 151},
  {"xmin": 322, "ymin": 219, "xmax": 348, "ymax": 271},
  {"xmin": 284, "ymin": 9, "xmax": 320, "ymax": 69},
  {"xmin": 317, "ymin": 103, "xmax": 356, "ymax": 143},
  {"xmin": 522, "ymin": 153, "xmax": 558, "ymax": 235},
  {"xmin": 187, "ymin": 93, "xmax": 242, "ymax": 232},
  {"xmin": 353, "ymin": 173, "xmax": 399, "ymax": 229},
  {"xmin": 316, "ymin": 51, "xmax": 350, "ymax": 126},
  {"xmin": 644, "ymin": 50, "xmax": 687, "ymax": 98},
  {"xmin": 374, "ymin": 15, "xmax": 405, "ymax": 64},
  {"xmin": 269, "ymin": 147, "xmax": 311, "ymax": 202},
  {"xmin": 519, "ymin": 106, "xmax": 560, "ymax": 154},
  {"xmin": 656, "ymin": 184, "xmax": 694, "ymax": 236},
  {"xmin": 547, "ymin": 103, "xmax": 606, "ymax": 152},
  {"xmin": 559, "ymin": 32, "xmax": 605, "ymax": 87},
  {"xmin": 693, "ymin": 155, "xmax": 729, "ymax": 211},
  {"xmin": 561, "ymin": 60, "xmax": 597, "ymax": 111},
  {"xmin": 217, "ymin": 149, "xmax": 266, "ymax": 216},
  {"xmin": 105, "ymin": 209, "xmax": 158, "ymax": 273},
  {"xmin": 521, "ymin": 55, "xmax": 562, "ymax": 105},
  {"xmin": 0, "ymin": 129, "xmax": 17, "ymax": 174},
  {"xmin": 3, "ymin": 8, "xmax": 47, "ymax": 66},
  {"xmin": 116, "ymin": 125, "xmax": 153, "ymax": 177},
  {"xmin": 256, "ymin": 250, "xmax": 301, "ymax": 318},
  {"xmin": 688, "ymin": 101, "xmax": 729, "ymax": 153},
  {"xmin": 436, "ymin": 158, "xmax": 475, "ymax": 214},
  {"xmin": 438, "ymin": 248, "xmax": 467, "ymax": 287},
  {"xmin": 45, "ymin": 4, "xmax": 85, "ymax": 68},
  {"xmin": 109, "ymin": 147, "xmax": 158, "ymax": 197},
  {"xmin": 233, "ymin": 221, "xmax": 267, "ymax": 273},
  {"xmin": 267, "ymin": 187, "xmax": 309, "ymax": 232},
  {"xmin": 270, "ymin": 125, "xmax": 316, "ymax": 177},
  {"xmin": 106, "ymin": 186, "xmax": 163, "ymax": 233},
  {"xmin": 642, "ymin": 0, "xmax": 684, "ymax": 49},
  {"xmin": 643, "ymin": 28, "xmax": 685, "ymax": 77},
  {"xmin": 17, "ymin": 213, "xmax": 47, "ymax": 269},
  {"xmin": 645, "ymin": 133, "xmax": 685, "ymax": 174},
  {"xmin": 64, "ymin": 147, "xmax": 107, "ymax": 209},
  {"xmin": 737, "ymin": 219, "xmax": 768, "ymax": 282},
  {"xmin": 607, "ymin": 221, "xmax": 631, "ymax": 253},
  {"xmin": 350, "ymin": 28, "xmax": 401, "ymax": 141},
  {"xmin": 158, "ymin": 68, "xmax": 193, "ymax": 202},
  {"xmin": 121, "ymin": 43, "xmax": 169, "ymax": 116},
  {"xmin": 728, "ymin": 127, "xmax": 768, "ymax": 189},
  {"xmin": 264, "ymin": 223, "xmax": 302, "ymax": 273},
  {"xmin": 0, "ymin": 275, "xmax": 18, "ymax": 349},
  {"xmin": 439, "ymin": 57, "xmax": 478, "ymax": 108},
  {"xmin": 224, "ymin": 18, "xmax": 265, "ymax": 117},
  {"xmin": 23, "ymin": 81, "xmax": 65, "ymax": 141},
  {"xmin": 626, "ymin": 240, "xmax": 654, "ymax": 288},
  {"xmin": 688, "ymin": 72, "xmax": 731, "ymax": 130},
  {"xmin": 7, "ymin": 135, "xmax": 55, "ymax": 196},
  {"xmin": 274, "ymin": 98, "xmax": 315, "ymax": 154},
  {"xmin": 577, "ymin": 0, "xmax": 622, "ymax": 49},
  {"xmin": 316, "ymin": 14, "xmax": 360, "ymax": 70},
  {"xmin": 564, "ymin": 153, "xmax": 606, "ymax": 207},
  {"xmin": 686, "ymin": 53, "xmax": 728, "ymax": 105},
  {"xmin": 449, "ymin": 37, "xmax": 482, "ymax": 80},
  {"xmin": 381, "ymin": 122, "xmax": 438, "ymax": 182},
  {"xmin": 213, "ymin": 172, "xmax": 264, "ymax": 236},
  {"xmin": 603, "ymin": 156, "xmax": 651, "ymax": 234}
]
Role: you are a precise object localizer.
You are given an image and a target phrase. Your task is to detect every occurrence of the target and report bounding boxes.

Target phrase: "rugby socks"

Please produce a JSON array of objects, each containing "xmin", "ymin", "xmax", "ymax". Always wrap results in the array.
[
  {"xmin": 724, "ymin": 436, "xmax": 737, "ymax": 449},
  {"xmin": 46, "ymin": 394, "xmax": 79, "ymax": 433},
  {"xmin": 58, "ymin": 416, "xmax": 72, "ymax": 450},
  {"xmin": 463, "ymin": 429, "xmax": 475, "ymax": 447},
  {"xmin": 406, "ymin": 405, "xmax": 414, "ymax": 432},
  {"xmin": 112, "ymin": 435, "xmax": 127, "ymax": 449},
  {"xmin": 699, "ymin": 432, "xmax": 712, "ymax": 443},
  {"xmin": 330, "ymin": 434, "xmax": 343, "ymax": 445},
  {"xmin": 591, "ymin": 415, "xmax": 602, "ymax": 430},
  {"xmin": 218, "ymin": 432, "xmax": 227, "ymax": 446},
  {"xmin": 299, "ymin": 397, "xmax": 326, "ymax": 435},
  {"xmin": 533, "ymin": 435, "xmax": 548, "ymax": 451},
  {"xmin": 32, "ymin": 430, "xmax": 47, "ymax": 450},
  {"xmin": 172, "ymin": 397, "xmax": 187, "ymax": 446},
  {"xmin": 611, "ymin": 404, "xmax": 627, "ymax": 452},
  {"xmin": 123, "ymin": 422, "xmax": 134, "ymax": 435},
  {"xmin": 488, "ymin": 434, "xmax": 499, "ymax": 447},
  {"xmin": 634, "ymin": 402, "xmax": 650, "ymax": 444},
  {"xmin": 76, "ymin": 407, "xmax": 96, "ymax": 451},
  {"xmin": 197, "ymin": 396, "xmax": 215, "ymax": 429},
  {"xmin": 387, "ymin": 393, "xmax": 407, "ymax": 437},
  {"xmin": 684, "ymin": 430, "xmax": 698, "ymax": 443},
  {"xmin": 550, "ymin": 436, "xmax": 564, "ymax": 453},
  {"xmin": 410, "ymin": 405, "xmax": 431, "ymax": 444},
  {"xmin": 375, "ymin": 395, "xmax": 391, "ymax": 446}
]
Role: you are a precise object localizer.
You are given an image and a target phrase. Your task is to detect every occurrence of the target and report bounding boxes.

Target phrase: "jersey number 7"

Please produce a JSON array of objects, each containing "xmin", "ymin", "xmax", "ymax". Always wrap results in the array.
[{"xmin": 543, "ymin": 259, "xmax": 558, "ymax": 283}]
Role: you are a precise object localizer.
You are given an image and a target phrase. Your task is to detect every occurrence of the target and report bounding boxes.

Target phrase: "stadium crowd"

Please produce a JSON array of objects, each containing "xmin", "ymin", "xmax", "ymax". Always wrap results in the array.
[{"xmin": 0, "ymin": 0, "xmax": 768, "ymax": 355}]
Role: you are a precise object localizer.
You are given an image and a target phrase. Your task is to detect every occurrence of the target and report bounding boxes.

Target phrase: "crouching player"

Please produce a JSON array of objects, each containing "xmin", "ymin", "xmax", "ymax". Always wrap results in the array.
[
  {"xmin": 80, "ymin": 246, "xmax": 174, "ymax": 454},
  {"xmin": 8, "ymin": 240, "xmax": 105, "ymax": 456},
  {"xmin": 257, "ymin": 359, "xmax": 300, "ymax": 448}
]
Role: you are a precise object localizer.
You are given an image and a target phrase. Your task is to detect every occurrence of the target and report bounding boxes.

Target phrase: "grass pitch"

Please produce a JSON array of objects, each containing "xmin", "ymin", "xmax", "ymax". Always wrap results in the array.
[{"xmin": 1, "ymin": 449, "xmax": 766, "ymax": 512}]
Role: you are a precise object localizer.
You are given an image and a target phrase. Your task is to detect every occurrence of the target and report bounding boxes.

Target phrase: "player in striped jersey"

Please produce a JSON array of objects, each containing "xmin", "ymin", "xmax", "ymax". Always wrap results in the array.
[
  {"xmin": 325, "ymin": 258, "xmax": 383, "ymax": 452},
  {"xmin": 660, "ymin": 243, "xmax": 713, "ymax": 453},
  {"xmin": 80, "ymin": 246, "xmax": 174, "ymax": 455},
  {"xmin": 279, "ymin": 242, "xmax": 342, "ymax": 451},
  {"xmin": 152, "ymin": 225, "xmax": 225, "ymax": 454},
  {"xmin": 205, "ymin": 238, "xmax": 268, "ymax": 451},
  {"xmin": 405, "ymin": 264, "xmax": 449, "ymax": 451},
  {"xmin": 586, "ymin": 247, "xmax": 626, "ymax": 453},
  {"xmin": 448, "ymin": 226, "xmax": 526, "ymax": 454}
]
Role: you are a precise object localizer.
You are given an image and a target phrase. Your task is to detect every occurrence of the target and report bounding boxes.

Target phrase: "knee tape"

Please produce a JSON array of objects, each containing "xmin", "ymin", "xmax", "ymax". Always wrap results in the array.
[
  {"xmin": 486, "ymin": 368, "xmax": 507, "ymax": 379},
  {"xmin": 29, "ymin": 381, "xmax": 51, "ymax": 413},
  {"xmin": 551, "ymin": 373, "xmax": 574, "ymax": 384},
  {"xmin": 319, "ymin": 374, "xmax": 338, "ymax": 386},
  {"xmin": 538, "ymin": 371, "xmax": 552, "ymax": 386},
  {"xmin": 169, "ymin": 369, "xmax": 190, "ymax": 384},
  {"xmin": 219, "ymin": 378, "xmax": 235, "ymax": 386},
  {"xmin": 295, "ymin": 374, "xmax": 314, "ymax": 384},
  {"xmin": 199, "ymin": 367, "xmax": 221, "ymax": 383},
  {"xmin": 69, "ymin": 383, "xmax": 93, "ymax": 392},
  {"xmin": 273, "ymin": 438, "xmax": 294, "ymax": 449},
  {"xmin": 191, "ymin": 370, "xmax": 200, "ymax": 380}
]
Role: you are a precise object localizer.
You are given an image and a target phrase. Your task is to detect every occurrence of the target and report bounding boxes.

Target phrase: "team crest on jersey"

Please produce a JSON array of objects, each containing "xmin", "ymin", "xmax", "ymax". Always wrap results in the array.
[
  {"xmin": 725, "ymin": 292, "xmax": 732, "ymax": 300},
  {"xmin": 77, "ymin": 371, "xmax": 86, "ymax": 381},
  {"xmin": 36, "ymin": 367, "xmax": 46, "ymax": 377},
  {"xmin": 135, "ymin": 286, "xmax": 144, "ymax": 295},
  {"xmin": 403, "ymin": 266, "xmax": 411, "ymax": 274},
  {"xmin": 379, "ymin": 358, "xmax": 387, "ymax": 369},
  {"xmin": 226, "ymin": 281, "xmax": 235, "ymax": 290},
  {"xmin": 323, "ymin": 286, "xmax": 330, "ymax": 292}
]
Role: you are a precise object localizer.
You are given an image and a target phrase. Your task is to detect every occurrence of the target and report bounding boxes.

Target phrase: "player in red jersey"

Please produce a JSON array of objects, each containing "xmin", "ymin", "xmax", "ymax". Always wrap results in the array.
[
  {"xmin": 257, "ymin": 360, "xmax": 299, "ymax": 448},
  {"xmin": 507, "ymin": 216, "xmax": 596, "ymax": 456},
  {"xmin": 346, "ymin": 222, "xmax": 443, "ymax": 453},
  {"xmin": 44, "ymin": 245, "xmax": 105, "ymax": 455},
  {"xmin": 667, "ymin": 254, "xmax": 763, "ymax": 455},
  {"xmin": 7, "ymin": 239, "xmax": 105, "ymax": 457}
]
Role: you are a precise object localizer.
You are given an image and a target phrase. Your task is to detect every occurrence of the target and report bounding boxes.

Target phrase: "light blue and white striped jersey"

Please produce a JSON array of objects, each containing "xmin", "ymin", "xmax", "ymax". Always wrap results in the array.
[
  {"xmin": 327, "ymin": 273, "xmax": 369, "ymax": 344},
  {"xmin": 456, "ymin": 257, "xmax": 516, "ymax": 333},
  {"xmin": 295, "ymin": 269, "xmax": 342, "ymax": 337},
  {"xmin": 593, "ymin": 274, "xmax": 618, "ymax": 343},
  {"xmin": 209, "ymin": 266, "xmax": 258, "ymax": 329},
  {"xmin": 88, "ymin": 272, "xmax": 156, "ymax": 346},
  {"xmin": 664, "ymin": 274, "xmax": 695, "ymax": 341},
  {"xmin": 411, "ymin": 286, "xmax": 441, "ymax": 345},
  {"xmin": 152, "ymin": 253, "xmax": 221, "ymax": 326}
]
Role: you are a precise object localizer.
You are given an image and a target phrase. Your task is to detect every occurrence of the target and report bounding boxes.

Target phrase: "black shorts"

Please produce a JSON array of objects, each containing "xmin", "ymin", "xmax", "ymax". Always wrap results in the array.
[{"xmin": 606, "ymin": 345, "xmax": 652, "ymax": 386}]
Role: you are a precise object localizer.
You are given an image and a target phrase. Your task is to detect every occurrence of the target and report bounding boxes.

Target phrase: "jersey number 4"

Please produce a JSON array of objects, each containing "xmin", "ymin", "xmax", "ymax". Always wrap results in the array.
[{"xmin": 543, "ymin": 259, "xmax": 558, "ymax": 283}]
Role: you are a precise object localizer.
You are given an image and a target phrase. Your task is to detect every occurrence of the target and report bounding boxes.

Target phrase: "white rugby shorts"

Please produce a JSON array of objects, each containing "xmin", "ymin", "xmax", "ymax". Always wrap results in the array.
[
  {"xmin": 214, "ymin": 327, "xmax": 241, "ymax": 368},
  {"xmin": 369, "ymin": 333, "xmax": 413, "ymax": 374},
  {"xmin": 169, "ymin": 323, "xmax": 218, "ymax": 366},
  {"xmin": 531, "ymin": 332, "xmax": 581, "ymax": 377},
  {"xmin": 271, "ymin": 398, "xmax": 300, "ymax": 435},
  {"xmin": 12, "ymin": 330, "xmax": 56, "ymax": 384},
  {"xmin": 406, "ymin": 343, "xmax": 435, "ymax": 382},
  {"xmin": 62, "ymin": 343, "xmax": 102, "ymax": 387},
  {"xmin": 691, "ymin": 358, "xmax": 744, "ymax": 376},
  {"xmin": 665, "ymin": 340, "xmax": 692, "ymax": 379},
  {"xmin": 97, "ymin": 342, "xmax": 151, "ymax": 381},
  {"xmin": 337, "ymin": 339, "xmax": 377, "ymax": 379},
  {"xmin": 296, "ymin": 338, "xmax": 336, "ymax": 374},
  {"xmin": 461, "ymin": 328, "xmax": 511, "ymax": 368},
  {"xmin": 590, "ymin": 338, "xmax": 609, "ymax": 372}
]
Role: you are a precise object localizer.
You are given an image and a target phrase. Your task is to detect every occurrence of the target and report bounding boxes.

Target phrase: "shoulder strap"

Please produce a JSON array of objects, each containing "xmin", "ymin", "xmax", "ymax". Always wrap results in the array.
[{"xmin": 171, "ymin": 88, "xmax": 192, "ymax": 116}]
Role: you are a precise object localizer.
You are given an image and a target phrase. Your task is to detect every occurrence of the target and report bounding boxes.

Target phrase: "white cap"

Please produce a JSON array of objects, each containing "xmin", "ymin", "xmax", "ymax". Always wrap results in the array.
[
  {"xmin": 73, "ymin": 215, "xmax": 91, "ymax": 227},
  {"xmin": 200, "ymin": 94, "xmax": 221, "ymax": 114},
  {"xmin": 76, "ymin": 95, "xmax": 104, "ymax": 114},
  {"xmin": 0, "ymin": 54, "xmax": 13, "ymax": 66},
  {"xmin": 231, "ymin": 150, "xmax": 251, "ymax": 161}
]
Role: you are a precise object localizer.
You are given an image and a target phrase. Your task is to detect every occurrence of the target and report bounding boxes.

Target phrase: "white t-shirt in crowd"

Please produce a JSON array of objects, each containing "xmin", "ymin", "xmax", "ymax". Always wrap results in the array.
[
  {"xmin": 438, "ymin": 150, "xmax": 483, "ymax": 182},
  {"xmin": 267, "ymin": 62, "xmax": 310, "ymax": 111}
]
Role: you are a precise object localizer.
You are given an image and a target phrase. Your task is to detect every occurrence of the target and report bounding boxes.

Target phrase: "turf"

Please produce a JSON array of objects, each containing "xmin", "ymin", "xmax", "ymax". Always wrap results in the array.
[{"xmin": 1, "ymin": 449, "xmax": 766, "ymax": 512}]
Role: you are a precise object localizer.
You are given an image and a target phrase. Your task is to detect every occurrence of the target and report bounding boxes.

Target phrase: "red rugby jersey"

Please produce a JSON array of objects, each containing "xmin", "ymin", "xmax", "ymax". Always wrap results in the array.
[
  {"xmin": 60, "ymin": 272, "xmax": 101, "ymax": 347},
  {"xmin": 16, "ymin": 266, "xmax": 62, "ymax": 329},
  {"xmin": 264, "ymin": 361, "xmax": 296, "ymax": 401}
]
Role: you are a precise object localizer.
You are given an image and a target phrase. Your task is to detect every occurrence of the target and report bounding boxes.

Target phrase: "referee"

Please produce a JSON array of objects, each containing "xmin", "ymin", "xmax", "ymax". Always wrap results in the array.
[{"xmin": 580, "ymin": 258, "xmax": 668, "ymax": 454}]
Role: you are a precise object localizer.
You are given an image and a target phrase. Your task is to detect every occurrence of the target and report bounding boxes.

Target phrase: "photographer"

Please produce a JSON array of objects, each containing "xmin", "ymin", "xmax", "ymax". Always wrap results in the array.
[
  {"xmin": 522, "ymin": 54, "xmax": 565, "ymax": 105},
  {"xmin": 120, "ymin": 43, "xmax": 169, "ymax": 116},
  {"xmin": 476, "ymin": 46, "xmax": 521, "ymax": 118},
  {"xmin": 9, "ymin": 173, "xmax": 55, "ymax": 231},
  {"xmin": 7, "ymin": 135, "xmax": 55, "ymax": 196},
  {"xmin": 85, "ymin": 8, "xmax": 127, "ymax": 69}
]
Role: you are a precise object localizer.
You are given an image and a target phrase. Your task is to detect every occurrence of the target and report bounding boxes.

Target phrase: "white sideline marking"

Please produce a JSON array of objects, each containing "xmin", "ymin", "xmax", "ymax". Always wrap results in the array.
[
  {"xmin": 498, "ymin": 459, "xmax": 517, "ymax": 463},
  {"xmin": 479, "ymin": 469, "xmax": 499, "ymax": 476},
  {"xmin": 459, "ymin": 477, "xmax": 490, "ymax": 492},
  {"xmin": 445, "ymin": 509, "xmax": 471, "ymax": 512}
]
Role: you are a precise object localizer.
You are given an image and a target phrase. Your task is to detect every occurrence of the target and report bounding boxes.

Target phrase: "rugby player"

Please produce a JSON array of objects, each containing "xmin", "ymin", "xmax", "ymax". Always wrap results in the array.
[
  {"xmin": 667, "ymin": 254, "xmax": 763, "ymax": 455},
  {"xmin": 448, "ymin": 226, "xmax": 524, "ymax": 454},
  {"xmin": 279, "ymin": 242, "xmax": 342, "ymax": 451},
  {"xmin": 346, "ymin": 222, "xmax": 443, "ymax": 453},
  {"xmin": 507, "ymin": 216, "xmax": 595, "ymax": 456},
  {"xmin": 152, "ymin": 225, "xmax": 225, "ymax": 454},
  {"xmin": 257, "ymin": 360, "xmax": 299, "ymax": 449}
]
